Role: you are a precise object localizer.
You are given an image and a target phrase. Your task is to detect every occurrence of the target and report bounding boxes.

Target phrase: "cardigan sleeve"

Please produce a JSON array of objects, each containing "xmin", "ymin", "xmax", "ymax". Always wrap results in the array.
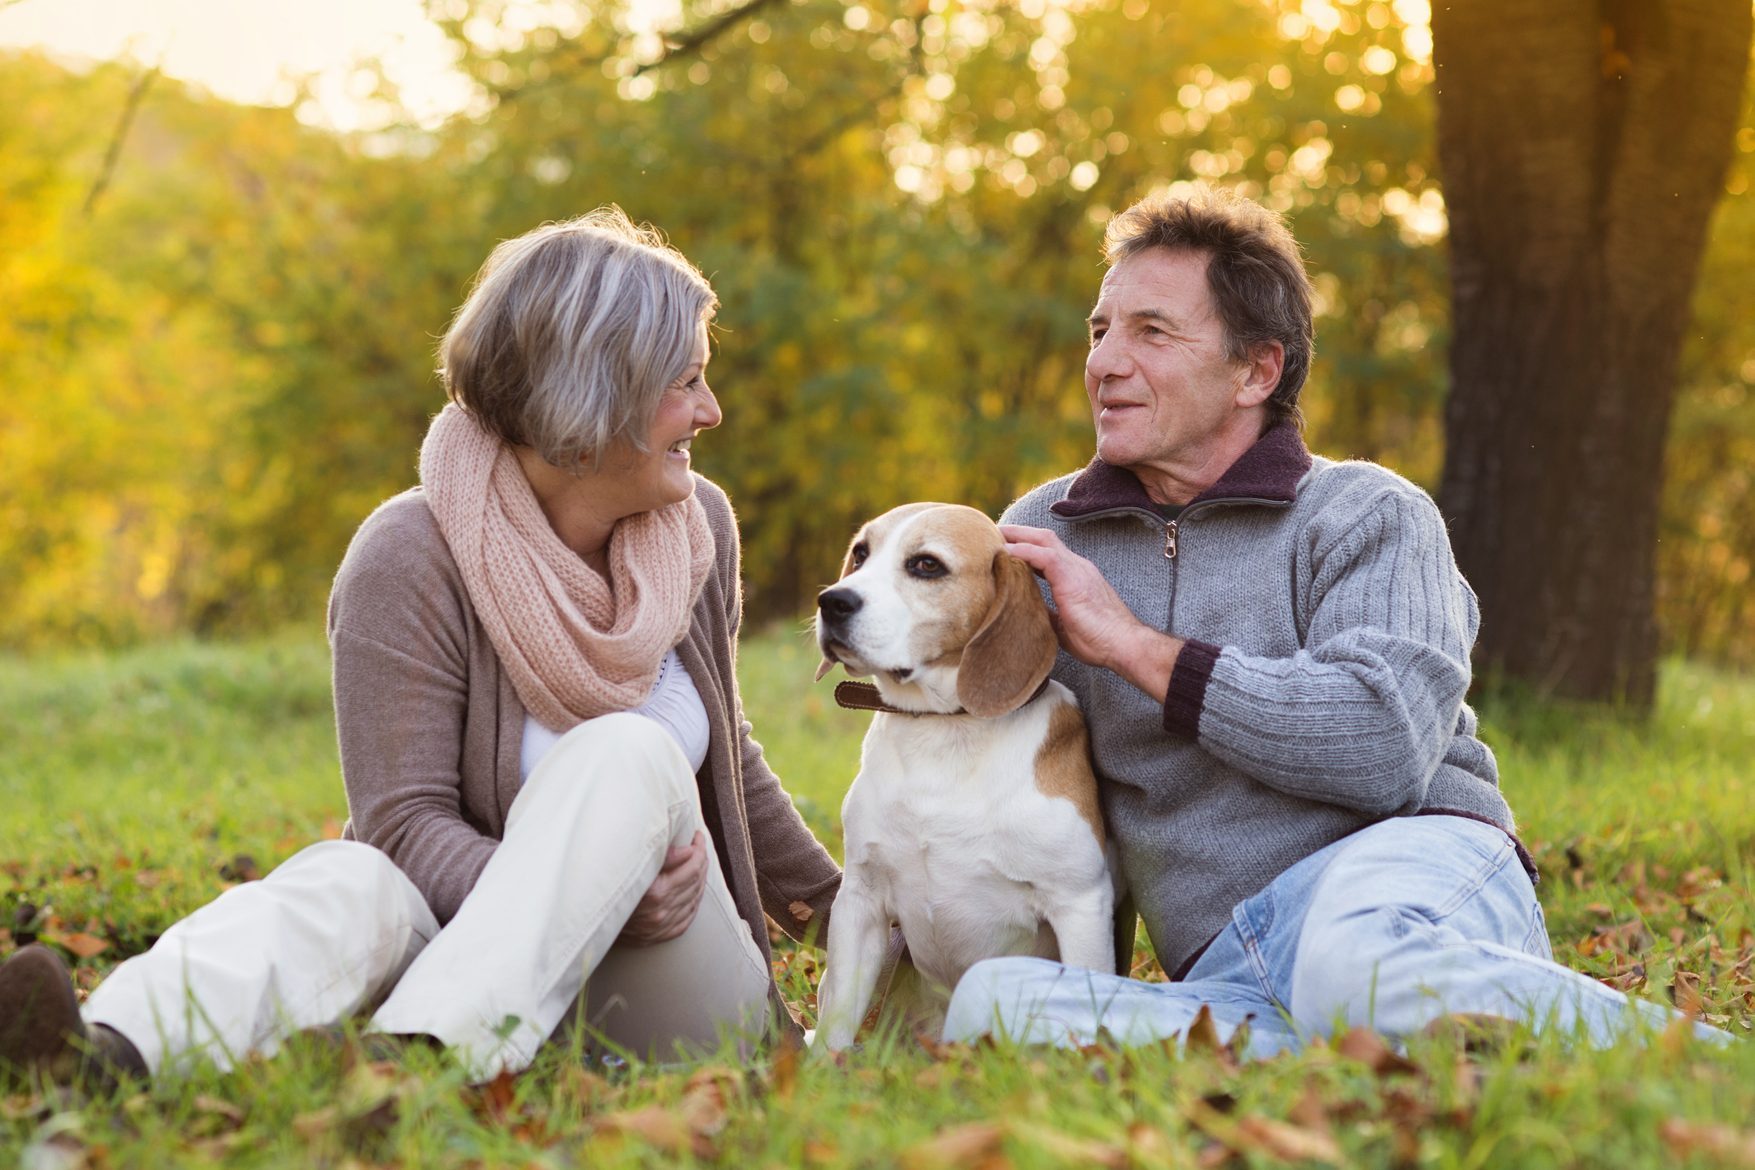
[
  {"xmin": 328, "ymin": 498, "xmax": 497, "ymax": 924},
  {"xmin": 698, "ymin": 480, "xmax": 842, "ymax": 943},
  {"xmin": 1173, "ymin": 488, "xmax": 1477, "ymax": 816}
]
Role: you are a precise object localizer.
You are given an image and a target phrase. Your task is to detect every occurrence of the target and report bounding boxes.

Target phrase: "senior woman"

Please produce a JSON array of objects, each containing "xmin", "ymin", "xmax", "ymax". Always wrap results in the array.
[{"xmin": 0, "ymin": 209, "xmax": 842, "ymax": 1085}]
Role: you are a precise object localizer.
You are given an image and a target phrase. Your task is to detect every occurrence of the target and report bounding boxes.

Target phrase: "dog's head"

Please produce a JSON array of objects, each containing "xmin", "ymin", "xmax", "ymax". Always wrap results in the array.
[{"xmin": 815, "ymin": 503, "xmax": 1059, "ymax": 717}]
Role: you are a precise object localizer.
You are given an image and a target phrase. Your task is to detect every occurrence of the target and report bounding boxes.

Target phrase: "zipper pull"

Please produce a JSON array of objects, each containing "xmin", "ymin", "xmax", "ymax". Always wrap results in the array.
[{"xmin": 1163, "ymin": 520, "xmax": 1178, "ymax": 560}]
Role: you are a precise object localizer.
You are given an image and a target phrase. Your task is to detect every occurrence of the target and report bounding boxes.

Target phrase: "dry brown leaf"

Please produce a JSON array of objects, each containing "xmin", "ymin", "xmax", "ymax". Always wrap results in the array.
[
  {"xmin": 1287, "ymin": 1083, "xmax": 1334, "ymax": 1135},
  {"xmin": 680, "ymin": 1068, "xmax": 733, "ymax": 1139},
  {"xmin": 900, "ymin": 1121, "xmax": 1010, "ymax": 1170},
  {"xmin": 1333, "ymin": 1028, "xmax": 1418, "ymax": 1076},
  {"xmin": 1660, "ymin": 1118, "xmax": 1755, "ymax": 1166},
  {"xmin": 769, "ymin": 1030, "xmax": 800, "ymax": 1099},
  {"xmin": 554, "ymin": 1064, "xmax": 610, "ymax": 1109},
  {"xmin": 477, "ymin": 1068, "xmax": 519, "ymax": 1123},
  {"xmin": 1013, "ymin": 1123, "xmax": 1129, "ymax": 1169},
  {"xmin": 51, "ymin": 932, "xmax": 109, "ymax": 960},
  {"xmin": 1125, "ymin": 1122, "xmax": 1179, "ymax": 1167},
  {"xmin": 1234, "ymin": 1114, "xmax": 1343, "ymax": 1164},
  {"xmin": 1184, "ymin": 1004, "xmax": 1222, "ymax": 1054},
  {"xmin": 595, "ymin": 1104, "xmax": 699, "ymax": 1158},
  {"xmin": 292, "ymin": 1106, "xmax": 340, "ymax": 1139},
  {"xmin": 191, "ymin": 1094, "xmax": 246, "ymax": 1125}
]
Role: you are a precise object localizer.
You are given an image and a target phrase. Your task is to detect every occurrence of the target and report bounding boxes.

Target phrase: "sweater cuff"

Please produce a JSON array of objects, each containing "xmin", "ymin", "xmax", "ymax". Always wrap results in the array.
[{"xmin": 1162, "ymin": 639, "xmax": 1222, "ymax": 738}]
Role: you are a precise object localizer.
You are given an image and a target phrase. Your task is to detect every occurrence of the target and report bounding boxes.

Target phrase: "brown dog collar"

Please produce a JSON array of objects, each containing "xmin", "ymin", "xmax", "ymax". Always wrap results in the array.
[{"xmin": 832, "ymin": 678, "xmax": 1050, "ymax": 718}]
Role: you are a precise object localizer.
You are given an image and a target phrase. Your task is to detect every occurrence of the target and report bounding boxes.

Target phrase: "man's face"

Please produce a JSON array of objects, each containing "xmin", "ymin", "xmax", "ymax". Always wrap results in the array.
[{"xmin": 1084, "ymin": 247, "xmax": 1250, "ymax": 486}]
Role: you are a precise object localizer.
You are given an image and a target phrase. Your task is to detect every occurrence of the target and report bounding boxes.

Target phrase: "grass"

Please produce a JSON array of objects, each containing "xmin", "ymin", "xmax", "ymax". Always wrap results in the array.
[{"xmin": 2, "ymin": 627, "xmax": 1752, "ymax": 1168}]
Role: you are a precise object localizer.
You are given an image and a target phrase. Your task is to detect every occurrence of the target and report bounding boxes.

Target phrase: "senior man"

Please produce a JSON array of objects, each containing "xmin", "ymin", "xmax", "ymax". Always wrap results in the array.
[{"xmin": 943, "ymin": 187, "xmax": 1708, "ymax": 1053}]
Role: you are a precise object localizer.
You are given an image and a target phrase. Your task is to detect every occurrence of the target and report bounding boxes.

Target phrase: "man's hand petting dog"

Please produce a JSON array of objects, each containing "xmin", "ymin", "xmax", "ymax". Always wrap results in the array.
[{"xmin": 1000, "ymin": 523, "xmax": 1184, "ymax": 707}]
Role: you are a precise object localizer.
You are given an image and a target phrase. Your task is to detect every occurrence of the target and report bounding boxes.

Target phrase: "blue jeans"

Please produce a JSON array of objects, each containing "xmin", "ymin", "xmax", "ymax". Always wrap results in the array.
[{"xmin": 942, "ymin": 815, "xmax": 1723, "ymax": 1054}]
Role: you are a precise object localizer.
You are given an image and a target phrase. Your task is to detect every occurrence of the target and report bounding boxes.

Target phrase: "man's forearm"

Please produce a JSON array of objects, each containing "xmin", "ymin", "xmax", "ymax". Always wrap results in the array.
[{"xmin": 1103, "ymin": 625, "xmax": 1185, "ymax": 706}]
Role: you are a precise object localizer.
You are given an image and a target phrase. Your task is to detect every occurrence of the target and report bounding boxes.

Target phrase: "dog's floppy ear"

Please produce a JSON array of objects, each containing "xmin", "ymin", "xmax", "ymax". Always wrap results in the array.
[{"xmin": 957, "ymin": 551, "xmax": 1058, "ymax": 718}]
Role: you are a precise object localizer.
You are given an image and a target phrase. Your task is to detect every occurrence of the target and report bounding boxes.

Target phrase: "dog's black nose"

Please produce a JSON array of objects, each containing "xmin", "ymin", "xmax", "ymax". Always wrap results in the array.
[{"xmin": 817, "ymin": 588, "xmax": 862, "ymax": 622}]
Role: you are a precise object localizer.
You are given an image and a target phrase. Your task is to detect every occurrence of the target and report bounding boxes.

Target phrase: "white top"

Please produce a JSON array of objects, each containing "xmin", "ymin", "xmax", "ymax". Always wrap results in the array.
[{"xmin": 519, "ymin": 649, "xmax": 711, "ymax": 783}]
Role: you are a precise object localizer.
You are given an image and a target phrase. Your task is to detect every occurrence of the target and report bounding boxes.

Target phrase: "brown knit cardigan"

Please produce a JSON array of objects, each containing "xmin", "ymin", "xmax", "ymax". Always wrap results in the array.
[{"xmin": 327, "ymin": 476, "xmax": 842, "ymax": 1038}]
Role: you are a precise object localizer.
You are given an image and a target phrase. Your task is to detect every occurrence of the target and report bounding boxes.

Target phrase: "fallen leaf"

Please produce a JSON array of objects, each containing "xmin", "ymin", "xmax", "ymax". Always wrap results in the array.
[
  {"xmin": 292, "ymin": 1107, "xmax": 340, "ymax": 1139},
  {"xmin": 1013, "ymin": 1123, "xmax": 1128, "ymax": 1169},
  {"xmin": 1288, "ymin": 1083, "xmax": 1334, "ymax": 1135},
  {"xmin": 1659, "ymin": 1119, "xmax": 1755, "ymax": 1167},
  {"xmin": 477, "ymin": 1068, "xmax": 519, "ymax": 1123},
  {"xmin": 46, "ymin": 932, "xmax": 108, "ymax": 961},
  {"xmin": 1234, "ymin": 1114, "xmax": 1343, "ymax": 1164},
  {"xmin": 768, "ymin": 1030, "xmax": 800, "ymax": 1099},
  {"xmin": 595, "ymin": 1104, "xmax": 697, "ymax": 1158},
  {"xmin": 554, "ymin": 1064, "xmax": 610, "ymax": 1108},
  {"xmin": 191, "ymin": 1093, "xmax": 246, "ymax": 1130},
  {"xmin": 680, "ymin": 1066, "xmax": 735, "ymax": 1138},
  {"xmin": 1333, "ymin": 1028, "xmax": 1418, "ymax": 1076},
  {"xmin": 1184, "ymin": 1004, "xmax": 1222, "ymax": 1054},
  {"xmin": 900, "ymin": 1121, "xmax": 1009, "ymax": 1170},
  {"xmin": 1125, "ymin": 1122, "xmax": 1178, "ymax": 1164}
]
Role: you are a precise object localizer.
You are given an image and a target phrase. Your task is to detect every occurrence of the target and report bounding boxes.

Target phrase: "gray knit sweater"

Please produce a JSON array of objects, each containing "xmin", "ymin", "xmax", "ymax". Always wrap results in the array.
[{"xmin": 1002, "ymin": 424, "xmax": 1516, "ymax": 976}]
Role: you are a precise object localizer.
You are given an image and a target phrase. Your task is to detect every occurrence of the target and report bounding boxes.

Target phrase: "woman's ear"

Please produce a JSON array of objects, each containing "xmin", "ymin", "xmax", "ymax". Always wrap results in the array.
[{"xmin": 957, "ymin": 551, "xmax": 1059, "ymax": 718}]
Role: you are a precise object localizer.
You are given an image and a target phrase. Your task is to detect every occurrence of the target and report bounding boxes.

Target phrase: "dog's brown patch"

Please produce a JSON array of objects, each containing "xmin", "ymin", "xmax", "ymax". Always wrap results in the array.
[{"xmin": 1034, "ymin": 699, "xmax": 1103, "ymax": 845}]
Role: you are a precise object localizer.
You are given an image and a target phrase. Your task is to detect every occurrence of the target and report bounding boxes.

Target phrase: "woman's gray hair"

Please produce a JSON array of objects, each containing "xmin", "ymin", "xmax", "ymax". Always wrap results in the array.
[
  {"xmin": 1104, "ymin": 187, "xmax": 1314, "ymax": 430},
  {"xmin": 438, "ymin": 207, "xmax": 718, "ymax": 467}
]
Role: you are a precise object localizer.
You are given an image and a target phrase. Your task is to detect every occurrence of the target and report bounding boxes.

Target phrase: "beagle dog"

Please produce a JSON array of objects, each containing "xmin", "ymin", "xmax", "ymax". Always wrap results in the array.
[{"xmin": 811, "ymin": 503, "xmax": 1117, "ymax": 1052}]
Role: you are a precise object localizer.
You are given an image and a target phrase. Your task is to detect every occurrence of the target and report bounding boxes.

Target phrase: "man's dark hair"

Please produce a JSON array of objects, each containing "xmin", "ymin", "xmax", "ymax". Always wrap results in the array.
[{"xmin": 1105, "ymin": 187, "xmax": 1315, "ymax": 430}]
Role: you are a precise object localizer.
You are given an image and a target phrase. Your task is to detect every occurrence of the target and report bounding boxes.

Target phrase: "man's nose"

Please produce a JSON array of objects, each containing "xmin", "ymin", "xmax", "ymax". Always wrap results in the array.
[
  {"xmin": 1085, "ymin": 332, "xmax": 1130, "ymax": 384},
  {"xmin": 817, "ymin": 587, "xmax": 862, "ymax": 623}
]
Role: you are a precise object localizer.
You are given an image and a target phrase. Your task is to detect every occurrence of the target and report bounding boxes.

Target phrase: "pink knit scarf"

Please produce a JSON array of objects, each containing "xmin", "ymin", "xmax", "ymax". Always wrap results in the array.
[{"xmin": 418, "ymin": 403, "xmax": 714, "ymax": 731}]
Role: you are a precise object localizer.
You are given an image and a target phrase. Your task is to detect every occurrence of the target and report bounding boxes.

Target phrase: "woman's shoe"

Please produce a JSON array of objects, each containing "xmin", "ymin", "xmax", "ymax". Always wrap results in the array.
[{"xmin": 0, "ymin": 945, "xmax": 147, "ymax": 1090}]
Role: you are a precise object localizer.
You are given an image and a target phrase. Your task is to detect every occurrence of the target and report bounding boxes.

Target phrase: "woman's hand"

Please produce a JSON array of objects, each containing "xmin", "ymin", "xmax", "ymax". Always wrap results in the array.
[{"xmin": 619, "ymin": 831, "xmax": 709, "ymax": 946}]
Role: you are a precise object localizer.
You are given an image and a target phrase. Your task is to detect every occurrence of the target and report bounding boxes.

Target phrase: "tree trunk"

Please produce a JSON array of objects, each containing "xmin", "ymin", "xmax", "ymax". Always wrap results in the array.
[{"xmin": 1432, "ymin": 1, "xmax": 1750, "ymax": 709}]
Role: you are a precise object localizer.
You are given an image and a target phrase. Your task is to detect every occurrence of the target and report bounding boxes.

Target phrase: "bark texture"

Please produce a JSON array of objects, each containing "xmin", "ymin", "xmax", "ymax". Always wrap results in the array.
[{"xmin": 1432, "ymin": 1, "xmax": 1751, "ymax": 708}]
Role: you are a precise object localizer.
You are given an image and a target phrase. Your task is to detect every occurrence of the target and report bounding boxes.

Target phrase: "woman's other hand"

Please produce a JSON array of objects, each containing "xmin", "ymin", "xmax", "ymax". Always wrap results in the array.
[{"xmin": 620, "ymin": 831, "xmax": 709, "ymax": 945}]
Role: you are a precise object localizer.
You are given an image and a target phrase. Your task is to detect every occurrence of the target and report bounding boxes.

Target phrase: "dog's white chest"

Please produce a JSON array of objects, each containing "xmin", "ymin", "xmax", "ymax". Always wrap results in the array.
[{"xmin": 839, "ymin": 706, "xmax": 1100, "ymax": 989}]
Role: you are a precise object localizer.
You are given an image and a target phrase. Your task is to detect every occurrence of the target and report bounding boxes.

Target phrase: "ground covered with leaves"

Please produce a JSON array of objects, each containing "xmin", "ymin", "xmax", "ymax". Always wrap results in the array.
[{"xmin": 2, "ymin": 632, "xmax": 1752, "ymax": 1168}]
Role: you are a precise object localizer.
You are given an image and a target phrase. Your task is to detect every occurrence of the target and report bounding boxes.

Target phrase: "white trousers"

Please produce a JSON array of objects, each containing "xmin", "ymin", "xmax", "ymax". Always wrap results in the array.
[{"xmin": 84, "ymin": 713, "xmax": 772, "ymax": 1080}]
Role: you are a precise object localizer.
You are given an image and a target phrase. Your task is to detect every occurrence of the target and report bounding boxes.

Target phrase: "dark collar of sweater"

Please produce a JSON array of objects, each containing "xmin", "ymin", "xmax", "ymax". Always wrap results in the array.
[{"xmin": 1050, "ymin": 421, "xmax": 1314, "ymax": 521}]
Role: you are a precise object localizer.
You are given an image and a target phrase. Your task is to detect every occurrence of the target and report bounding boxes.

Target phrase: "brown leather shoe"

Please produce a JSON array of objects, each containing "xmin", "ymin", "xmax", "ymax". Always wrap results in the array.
[{"xmin": 0, "ymin": 945, "xmax": 147, "ymax": 1090}]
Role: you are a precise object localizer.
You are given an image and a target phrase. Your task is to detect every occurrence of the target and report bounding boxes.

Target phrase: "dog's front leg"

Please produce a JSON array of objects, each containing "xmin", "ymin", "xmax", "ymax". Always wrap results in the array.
[
  {"xmin": 813, "ymin": 884, "xmax": 890, "ymax": 1052},
  {"xmin": 1046, "ymin": 884, "xmax": 1117, "ymax": 976}
]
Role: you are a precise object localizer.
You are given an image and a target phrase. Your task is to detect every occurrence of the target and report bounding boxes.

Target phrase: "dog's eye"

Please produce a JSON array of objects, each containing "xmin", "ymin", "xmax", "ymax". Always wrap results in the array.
[
  {"xmin": 849, "ymin": 542, "xmax": 869, "ymax": 569},
  {"xmin": 905, "ymin": 554, "xmax": 947, "ymax": 579}
]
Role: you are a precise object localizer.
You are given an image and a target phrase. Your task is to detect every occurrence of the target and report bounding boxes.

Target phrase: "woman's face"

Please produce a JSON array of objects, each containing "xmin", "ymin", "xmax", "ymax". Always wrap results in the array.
[{"xmin": 603, "ymin": 322, "xmax": 721, "ymax": 514}]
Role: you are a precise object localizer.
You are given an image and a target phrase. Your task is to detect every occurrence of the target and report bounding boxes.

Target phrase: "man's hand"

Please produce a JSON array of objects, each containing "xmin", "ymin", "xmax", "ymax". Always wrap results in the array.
[
  {"xmin": 620, "ymin": 830, "xmax": 709, "ymax": 946},
  {"xmin": 1000, "ymin": 524, "xmax": 1183, "ymax": 703}
]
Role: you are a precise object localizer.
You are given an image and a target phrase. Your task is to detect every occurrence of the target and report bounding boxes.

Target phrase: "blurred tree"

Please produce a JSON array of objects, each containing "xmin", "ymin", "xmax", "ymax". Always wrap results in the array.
[
  {"xmin": 1432, "ymin": 2, "xmax": 1753, "ymax": 708},
  {"xmin": 2, "ymin": 1, "xmax": 1752, "ymax": 674}
]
